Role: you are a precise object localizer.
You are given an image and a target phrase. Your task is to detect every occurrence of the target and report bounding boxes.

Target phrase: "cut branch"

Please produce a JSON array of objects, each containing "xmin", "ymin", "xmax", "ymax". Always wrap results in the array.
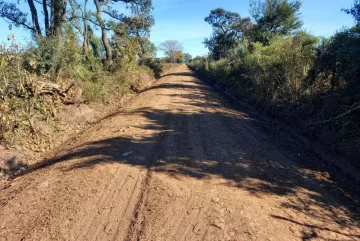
[{"xmin": 307, "ymin": 105, "xmax": 360, "ymax": 126}]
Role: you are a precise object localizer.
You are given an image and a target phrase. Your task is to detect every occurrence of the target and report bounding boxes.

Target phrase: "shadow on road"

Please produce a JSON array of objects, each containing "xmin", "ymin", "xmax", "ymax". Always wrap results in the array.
[
  {"xmin": 18, "ymin": 69, "xmax": 360, "ymax": 240},
  {"xmin": 161, "ymin": 72, "xmax": 194, "ymax": 78}
]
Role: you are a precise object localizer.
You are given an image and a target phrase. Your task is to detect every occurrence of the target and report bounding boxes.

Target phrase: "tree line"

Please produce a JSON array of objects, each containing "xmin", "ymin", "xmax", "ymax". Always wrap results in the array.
[{"xmin": 0, "ymin": 0, "xmax": 157, "ymax": 67}]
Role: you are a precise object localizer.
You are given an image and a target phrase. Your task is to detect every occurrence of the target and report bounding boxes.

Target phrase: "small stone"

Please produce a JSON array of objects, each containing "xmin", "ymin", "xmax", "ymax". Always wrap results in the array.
[
  {"xmin": 122, "ymin": 151, "xmax": 132, "ymax": 157},
  {"xmin": 39, "ymin": 181, "xmax": 49, "ymax": 189}
]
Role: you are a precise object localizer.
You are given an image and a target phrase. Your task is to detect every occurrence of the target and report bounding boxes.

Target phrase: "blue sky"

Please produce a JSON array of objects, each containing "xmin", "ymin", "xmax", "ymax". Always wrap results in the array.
[
  {"xmin": 0, "ymin": 0, "xmax": 356, "ymax": 57},
  {"xmin": 150, "ymin": 0, "xmax": 356, "ymax": 57}
]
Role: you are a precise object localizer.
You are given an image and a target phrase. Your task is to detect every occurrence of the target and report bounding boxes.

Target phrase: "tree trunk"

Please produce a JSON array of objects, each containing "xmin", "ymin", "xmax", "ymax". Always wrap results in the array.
[
  {"xmin": 50, "ymin": 0, "xmax": 67, "ymax": 36},
  {"xmin": 331, "ymin": 63, "xmax": 337, "ymax": 90},
  {"xmin": 136, "ymin": 34, "xmax": 145, "ymax": 60},
  {"xmin": 83, "ymin": 0, "xmax": 89, "ymax": 53},
  {"xmin": 43, "ymin": 0, "xmax": 50, "ymax": 36},
  {"xmin": 94, "ymin": 0, "xmax": 112, "ymax": 67},
  {"xmin": 27, "ymin": 0, "xmax": 42, "ymax": 36}
]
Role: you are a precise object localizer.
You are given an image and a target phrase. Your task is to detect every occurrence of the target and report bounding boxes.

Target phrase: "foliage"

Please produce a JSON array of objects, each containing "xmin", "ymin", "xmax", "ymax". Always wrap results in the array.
[
  {"xmin": 251, "ymin": 33, "xmax": 315, "ymax": 99},
  {"xmin": 174, "ymin": 51, "xmax": 184, "ymax": 63},
  {"xmin": 111, "ymin": 33, "xmax": 141, "ymax": 71},
  {"xmin": 0, "ymin": 38, "xmax": 57, "ymax": 148},
  {"xmin": 249, "ymin": 0, "xmax": 303, "ymax": 45},
  {"xmin": 343, "ymin": 0, "xmax": 360, "ymax": 26},
  {"xmin": 204, "ymin": 8, "xmax": 252, "ymax": 60},
  {"xmin": 139, "ymin": 57, "xmax": 162, "ymax": 78},
  {"xmin": 307, "ymin": 27, "xmax": 360, "ymax": 91},
  {"xmin": 136, "ymin": 37, "xmax": 157, "ymax": 58},
  {"xmin": 0, "ymin": 0, "xmax": 66, "ymax": 37},
  {"xmin": 191, "ymin": 32, "xmax": 318, "ymax": 102},
  {"xmin": 0, "ymin": 0, "xmax": 158, "ymax": 150}
]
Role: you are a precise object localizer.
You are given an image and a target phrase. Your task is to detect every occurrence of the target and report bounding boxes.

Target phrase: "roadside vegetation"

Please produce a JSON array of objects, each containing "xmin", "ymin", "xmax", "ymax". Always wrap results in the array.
[
  {"xmin": 0, "ymin": 0, "xmax": 182, "ymax": 159},
  {"xmin": 189, "ymin": 0, "xmax": 360, "ymax": 169}
]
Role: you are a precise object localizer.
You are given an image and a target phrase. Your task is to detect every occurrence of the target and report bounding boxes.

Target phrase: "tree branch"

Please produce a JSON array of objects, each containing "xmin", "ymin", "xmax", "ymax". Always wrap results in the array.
[{"xmin": 307, "ymin": 105, "xmax": 360, "ymax": 126}]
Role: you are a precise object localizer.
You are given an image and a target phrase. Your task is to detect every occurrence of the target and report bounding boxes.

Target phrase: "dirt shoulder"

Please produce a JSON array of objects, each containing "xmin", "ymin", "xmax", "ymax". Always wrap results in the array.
[{"xmin": 0, "ymin": 65, "xmax": 359, "ymax": 241}]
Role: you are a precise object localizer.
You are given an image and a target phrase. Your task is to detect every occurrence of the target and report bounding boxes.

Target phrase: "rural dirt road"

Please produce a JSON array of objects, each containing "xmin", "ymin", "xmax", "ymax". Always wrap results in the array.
[{"xmin": 1, "ymin": 65, "xmax": 359, "ymax": 240}]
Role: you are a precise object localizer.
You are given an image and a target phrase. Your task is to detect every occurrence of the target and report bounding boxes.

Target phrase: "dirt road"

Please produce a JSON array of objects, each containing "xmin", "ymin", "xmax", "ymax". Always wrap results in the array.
[{"xmin": 1, "ymin": 65, "xmax": 359, "ymax": 240}]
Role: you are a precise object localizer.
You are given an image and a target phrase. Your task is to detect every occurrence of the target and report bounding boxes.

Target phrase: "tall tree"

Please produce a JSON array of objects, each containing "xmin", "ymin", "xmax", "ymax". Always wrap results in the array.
[
  {"xmin": 68, "ymin": 0, "xmax": 91, "ymax": 52},
  {"xmin": 94, "ymin": 0, "xmax": 113, "ymax": 66},
  {"xmin": 51, "ymin": 0, "xmax": 68, "ymax": 35},
  {"xmin": 93, "ymin": 0, "xmax": 153, "ymax": 66},
  {"xmin": 27, "ymin": 0, "xmax": 42, "ymax": 36},
  {"xmin": 136, "ymin": 37, "xmax": 156, "ymax": 58},
  {"xmin": 105, "ymin": 0, "xmax": 154, "ymax": 59},
  {"xmin": 249, "ymin": 0, "xmax": 303, "ymax": 45},
  {"xmin": 204, "ymin": 8, "xmax": 252, "ymax": 60},
  {"xmin": 159, "ymin": 40, "xmax": 183, "ymax": 63}
]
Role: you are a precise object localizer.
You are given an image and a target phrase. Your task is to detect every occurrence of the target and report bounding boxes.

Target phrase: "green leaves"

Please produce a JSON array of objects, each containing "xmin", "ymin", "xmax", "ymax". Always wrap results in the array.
[
  {"xmin": 343, "ymin": 0, "xmax": 360, "ymax": 26},
  {"xmin": 249, "ymin": 0, "xmax": 303, "ymax": 45},
  {"xmin": 204, "ymin": 8, "xmax": 252, "ymax": 60},
  {"xmin": 0, "ymin": 1, "xmax": 30, "ymax": 30}
]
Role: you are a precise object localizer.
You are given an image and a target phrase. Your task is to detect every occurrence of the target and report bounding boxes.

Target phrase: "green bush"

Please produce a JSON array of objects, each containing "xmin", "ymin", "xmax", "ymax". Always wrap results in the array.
[
  {"xmin": 242, "ymin": 32, "xmax": 318, "ymax": 102},
  {"xmin": 139, "ymin": 57, "xmax": 163, "ymax": 78}
]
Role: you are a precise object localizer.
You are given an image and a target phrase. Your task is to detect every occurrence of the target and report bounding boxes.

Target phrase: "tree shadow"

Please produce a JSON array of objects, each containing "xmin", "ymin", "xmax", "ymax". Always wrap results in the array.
[
  {"xmin": 161, "ymin": 72, "xmax": 194, "ymax": 77},
  {"xmin": 271, "ymin": 215, "xmax": 360, "ymax": 240},
  {"xmin": 16, "ymin": 69, "xmax": 360, "ymax": 239},
  {"xmin": 139, "ymin": 82, "xmax": 206, "ymax": 94}
]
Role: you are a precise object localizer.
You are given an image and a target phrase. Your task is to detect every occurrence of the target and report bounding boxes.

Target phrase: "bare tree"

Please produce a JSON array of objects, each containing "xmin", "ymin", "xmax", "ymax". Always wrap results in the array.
[{"xmin": 159, "ymin": 40, "xmax": 183, "ymax": 63}]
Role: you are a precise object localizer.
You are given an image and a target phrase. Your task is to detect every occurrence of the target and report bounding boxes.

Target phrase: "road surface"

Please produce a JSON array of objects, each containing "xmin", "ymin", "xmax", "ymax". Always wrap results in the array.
[{"xmin": 0, "ymin": 65, "xmax": 359, "ymax": 240}]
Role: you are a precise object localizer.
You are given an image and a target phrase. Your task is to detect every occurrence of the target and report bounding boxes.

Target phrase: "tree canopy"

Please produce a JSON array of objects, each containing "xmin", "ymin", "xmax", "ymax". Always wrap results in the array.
[
  {"xmin": 204, "ymin": 8, "xmax": 251, "ymax": 60},
  {"xmin": 249, "ymin": 0, "xmax": 303, "ymax": 45},
  {"xmin": 343, "ymin": 0, "xmax": 360, "ymax": 26}
]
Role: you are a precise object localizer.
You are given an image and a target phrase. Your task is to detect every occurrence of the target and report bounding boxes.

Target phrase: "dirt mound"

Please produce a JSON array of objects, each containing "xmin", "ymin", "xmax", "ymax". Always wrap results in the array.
[{"xmin": 58, "ymin": 104, "xmax": 97, "ymax": 123}]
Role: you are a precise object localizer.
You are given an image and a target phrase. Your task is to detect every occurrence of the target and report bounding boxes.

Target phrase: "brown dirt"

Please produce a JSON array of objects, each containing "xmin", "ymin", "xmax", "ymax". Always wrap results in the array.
[{"xmin": 0, "ymin": 65, "xmax": 359, "ymax": 241}]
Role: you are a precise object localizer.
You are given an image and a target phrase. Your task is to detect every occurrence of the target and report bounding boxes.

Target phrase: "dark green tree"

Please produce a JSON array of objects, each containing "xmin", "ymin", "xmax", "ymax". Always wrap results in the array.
[
  {"xmin": 249, "ymin": 0, "xmax": 303, "ymax": 45},
  {"xmin": 119, "ymin": 2, "xmax": 155, "ymax": 59},
  {"xmin": 343, "ymin": 0, "xmax": 360, "ymax": 26},
  {"xmin": 204, "ymin": 8, "xmax": 252, "ymax": 60},
  {"xmin": 308, "ymin": 28, "xmax": 360, "ymax": 90}
]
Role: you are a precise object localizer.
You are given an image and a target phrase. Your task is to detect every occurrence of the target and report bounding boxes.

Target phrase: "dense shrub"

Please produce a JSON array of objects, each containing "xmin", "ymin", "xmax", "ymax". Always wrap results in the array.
[
  {"xmin": 139, "ymin": 57, "xmax": 163, "ymax": 78},
  {"xmin": 191, "ymin": 32, "xmax": 318, "ymax": 102}
]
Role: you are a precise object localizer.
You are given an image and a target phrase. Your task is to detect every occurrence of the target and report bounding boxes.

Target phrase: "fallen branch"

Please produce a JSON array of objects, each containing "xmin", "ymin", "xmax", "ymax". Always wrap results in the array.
[
  {"xmin": 36, "ymin": 81, "xmax": 65, "ymax": 97},
  {"xmin": 35, "ymin": 81, "xmax": 80, "ymax": 105},
  {"xmin": 307, "ymin": 105, "xmax": 360, "ymax": 126}
]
